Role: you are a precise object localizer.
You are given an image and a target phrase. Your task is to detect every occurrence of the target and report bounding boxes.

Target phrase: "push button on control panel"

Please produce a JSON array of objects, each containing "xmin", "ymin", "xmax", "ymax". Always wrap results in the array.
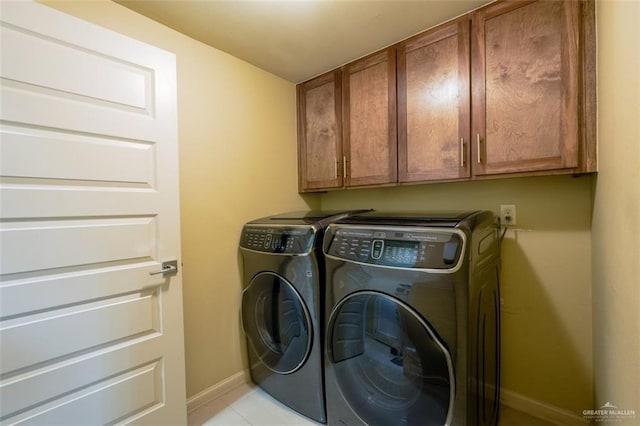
[
  {"xmin": 241, "ymin": 226, "xmax": 314, "ymax": 254},
  {"xmin": 327, "ymin": 227, "xmax": 463, "ymax": 269},
  {"xmin": 442, "ymin": 241, "xmax": 459, "ymax": 265},
  {"xmin": 371, "ymin": 240, "xmax": 384, "ymax": 259}
]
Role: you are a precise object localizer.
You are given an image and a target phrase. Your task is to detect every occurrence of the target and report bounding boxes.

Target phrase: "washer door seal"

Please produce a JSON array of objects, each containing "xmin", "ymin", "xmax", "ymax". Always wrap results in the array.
[{"xmin": 242, "ymin": 272, "xmax": 312, "ymax": 374}]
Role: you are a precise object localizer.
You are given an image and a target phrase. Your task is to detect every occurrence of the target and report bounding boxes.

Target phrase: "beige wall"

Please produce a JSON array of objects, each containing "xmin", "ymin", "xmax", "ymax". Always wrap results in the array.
[
  {"xmin": 42, "ymin": 1, "xmax": 319, "ymax": 397},
  {"xmin": 321, "ymin": 176, "xmax": 594, "ymax": 414},
  {"xmin": 592, "ymin": 0, "xmax": 640, "ymax": 422}
]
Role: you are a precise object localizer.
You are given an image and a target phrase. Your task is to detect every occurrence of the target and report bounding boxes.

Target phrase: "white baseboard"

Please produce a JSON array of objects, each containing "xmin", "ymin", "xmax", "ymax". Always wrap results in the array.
[
  {"xmin": 501, "ymin": 388, "xmax": 589, "ymax": 425},
  {"xmin": 186, "ymin": 370, "xmax": 249, "ymax": 414}
]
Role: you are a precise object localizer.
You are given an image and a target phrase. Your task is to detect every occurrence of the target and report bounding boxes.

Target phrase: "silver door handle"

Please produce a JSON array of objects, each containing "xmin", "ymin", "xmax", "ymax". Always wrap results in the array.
[{"xmin": 149, "ymin": 260, "xmax": 178, "ymax": 276}]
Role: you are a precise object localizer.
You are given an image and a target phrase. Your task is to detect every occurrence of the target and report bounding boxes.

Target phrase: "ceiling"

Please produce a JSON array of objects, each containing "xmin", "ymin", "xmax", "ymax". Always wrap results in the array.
[{"xmin": 115, "ymin": 0, "xmax": 491, "ymax": 83}]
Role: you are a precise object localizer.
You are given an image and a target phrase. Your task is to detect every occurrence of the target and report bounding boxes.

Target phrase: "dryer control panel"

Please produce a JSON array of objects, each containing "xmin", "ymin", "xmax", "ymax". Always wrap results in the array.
[
  {"xmin": 240, "ymin": 225, "xmax": 315, "ymax": 254},
  {"xmin": 326, "ymin": 227, "xmax": 463, "ymax": 269}
]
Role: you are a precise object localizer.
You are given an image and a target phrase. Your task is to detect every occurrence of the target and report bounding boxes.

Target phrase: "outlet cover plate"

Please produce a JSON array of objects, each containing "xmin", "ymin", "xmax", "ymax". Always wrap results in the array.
[{"xmin": 500, "ymin": 204, "xmax": 516, "ymax": 225}]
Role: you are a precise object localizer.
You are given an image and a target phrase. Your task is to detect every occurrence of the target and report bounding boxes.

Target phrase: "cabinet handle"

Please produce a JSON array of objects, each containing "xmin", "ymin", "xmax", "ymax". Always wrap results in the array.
[
  {"xmin": 335, "ymin": 159, "xmax": 339, "ymax": 179},
  {"xmin": 460, "ymin": 138, "xmax": 465, "ymax": 167},
  {"xmin": 343, "ymin": 156, "xmax": 348, "ymax": 179},
  {"xmin": 477, "ymin": 134, "xmax": 482, "ymax": 164}
]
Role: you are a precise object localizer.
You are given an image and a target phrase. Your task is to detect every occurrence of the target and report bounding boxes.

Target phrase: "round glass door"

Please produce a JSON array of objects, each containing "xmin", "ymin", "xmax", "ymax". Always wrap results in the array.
[
  {"xmin": 328, "ymin": 291, "xmax": 454, "ymax": 426},
  {"xmin": 241, "ymin": 272, "xmax": 312, "ymax": 374}
]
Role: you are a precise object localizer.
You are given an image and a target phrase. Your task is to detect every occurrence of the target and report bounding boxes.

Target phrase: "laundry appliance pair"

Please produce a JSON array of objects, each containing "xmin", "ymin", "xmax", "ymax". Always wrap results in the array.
[{"xmin": 239, "ymin": 210, "xmax": 501, "ymax": 426}]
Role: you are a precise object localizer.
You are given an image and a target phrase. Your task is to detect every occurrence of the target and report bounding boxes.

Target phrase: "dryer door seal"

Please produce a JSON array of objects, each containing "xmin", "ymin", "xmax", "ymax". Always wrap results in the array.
[
  {"xmin": 242, "ymin": 272, "xmax": 312, "ymax": 374},
  {"xmin": 327, "ymin": 291, "xmax": 455, "ymax": 425}
]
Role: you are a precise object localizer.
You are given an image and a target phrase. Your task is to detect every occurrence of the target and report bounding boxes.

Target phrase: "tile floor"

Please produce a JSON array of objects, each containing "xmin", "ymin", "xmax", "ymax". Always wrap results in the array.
[{"xmin": 187, "ymin": 383, "xmax": 558, "ymax": 426}]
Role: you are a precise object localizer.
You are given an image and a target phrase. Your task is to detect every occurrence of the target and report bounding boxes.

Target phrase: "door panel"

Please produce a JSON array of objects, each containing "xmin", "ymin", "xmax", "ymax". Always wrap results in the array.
[
  {"xmin": 343, "ymin": 50, "xmax": 397, "ymax": 187},
  {"xmin": 297, "ymin": 70, "xmax": 343, "ymax": 191},
  {"xmin": 1, "ymin": 290, "xmax": 159, "ymax": 373},
  {"xmin": 328, "ymin": 292, "xmax": 454, "ymax": 426},
  {"xmin": 0, "ymin": 2, "xmax": 186, "ymax": 424},
  {"xmin": 6, "ymin": 361, "xmax": 163, "ymax": 425},
  {"xmin": 398, "ymin": 20, "xmax": 471, "ymax": 182},
  {"xmin": 1, "ymin": 347, "xmax": 163, "ymax": 421},
  {"xmin": 1, "ymin": 217, "xmax": 157, "ymax": 274},
  {"xmin": 472, "ymin": 0, "xmax": 579, "ymax": 175},
  {"xmin": 1, "ymin": 22, "xmax": 150, "ymax": 110},
  {"xmin": 1, "ymin": 125, "xmax": 155, "ymax": 185},
  {"xmin": 241, "ymin": 272, "xmax": 312, "ymax": 374},
  {"xmin": 0, "ymin": 262, "xmax": 163, "ymax": 318}
]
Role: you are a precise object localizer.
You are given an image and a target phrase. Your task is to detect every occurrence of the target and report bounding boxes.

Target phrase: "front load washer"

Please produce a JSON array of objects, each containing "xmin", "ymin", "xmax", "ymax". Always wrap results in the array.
[
  {"xmin": 240, "ymin": 210, "xmax": 367, "ymax": 423},
  {"xmin": 323, "ymin": 211, "xmax": 501, "ymax": 426}
]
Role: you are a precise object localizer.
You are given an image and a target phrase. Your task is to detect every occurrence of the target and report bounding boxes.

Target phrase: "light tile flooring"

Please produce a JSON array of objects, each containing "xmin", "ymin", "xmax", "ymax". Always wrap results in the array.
[{"xmin": 187, "ymin": 383, "xmax": 558, "ymax": 426}]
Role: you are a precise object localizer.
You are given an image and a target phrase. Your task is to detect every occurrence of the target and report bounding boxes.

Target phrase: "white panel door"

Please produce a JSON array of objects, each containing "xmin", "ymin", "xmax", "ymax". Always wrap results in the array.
[{"xmin": 0, "ymin": 2, "xmax": 187, "ymax": 424}]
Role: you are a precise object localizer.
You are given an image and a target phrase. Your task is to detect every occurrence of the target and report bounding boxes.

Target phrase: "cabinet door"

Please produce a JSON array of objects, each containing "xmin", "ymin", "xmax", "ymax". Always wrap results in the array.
[
  {"xmin": 297, "ymin": 70, "xmax": 342, "ymax": 191},
  {"xmin": 472, "ymin": 0, "xmax": 580, "ymax": 175},
  {"xmin": 343, "ymin": 50, "xmax": 397, "ymax": 187},
  {"xmin": 398, "ymin": 19, "xmax": 471, "ymax": 183}
]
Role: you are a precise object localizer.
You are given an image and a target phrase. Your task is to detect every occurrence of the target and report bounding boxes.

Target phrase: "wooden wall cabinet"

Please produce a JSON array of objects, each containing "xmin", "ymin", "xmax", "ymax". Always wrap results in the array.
[
  {"xmin": 296, "ymin": 0, "xmax": 595, "ymax": 193},
  {"xmin": 343, "ymin": 49, "xmax": 397, "ymax": 187},
  {"xmin": 297, "ymin": 70, "xmax": 342, "ymax": 191},
  {"xmin": 471, "ymin": 0, "xmax": 596, "ymax": 176},
  {"xmin": 397, "ymin": 19, "xmax": 471, "ymax": 183},
  {"xmin": 297, "ymin": 51, "xmax": 397, "ymax": 192}
]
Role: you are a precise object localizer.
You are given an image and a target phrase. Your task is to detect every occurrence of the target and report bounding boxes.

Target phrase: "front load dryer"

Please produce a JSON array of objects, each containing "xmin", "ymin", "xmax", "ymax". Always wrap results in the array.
[
  {"xmin": 239, "ymin": 210, "xmax": 367, "ymax": 423},
  {"xmin": 323, "ymin": 211, "xmax": 501, "ymax": 426}
]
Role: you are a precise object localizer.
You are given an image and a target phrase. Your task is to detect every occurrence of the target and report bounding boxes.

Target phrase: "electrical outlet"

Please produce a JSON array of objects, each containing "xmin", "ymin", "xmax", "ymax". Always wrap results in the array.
[{"xmin": 500, "ymin": 204, "xmax": 516, "ymax": 225}]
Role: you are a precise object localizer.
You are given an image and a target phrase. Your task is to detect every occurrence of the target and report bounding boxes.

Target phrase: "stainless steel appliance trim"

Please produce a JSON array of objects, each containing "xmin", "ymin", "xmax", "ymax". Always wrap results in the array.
[
  {"xmin": 243, "ymin": 222, "xmax": 319, "ymax": 232},
  {"xmin": 239, "ymin": 247, "xmax": 312, "ymax": 257},
  {"xmin": 240, "ymin": 223, "xmax": 318, "ymax": 256},
  {"xmin": 323, "ymin": 225, "xmax": 467, "ymax": 274}
]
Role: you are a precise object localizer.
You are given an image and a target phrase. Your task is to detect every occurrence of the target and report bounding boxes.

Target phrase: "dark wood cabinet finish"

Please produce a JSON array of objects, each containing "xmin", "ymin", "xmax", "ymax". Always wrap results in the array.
[
  {"xmin": 397, "ymin": 19, "xmax": 471, "ymax": 183},
  {"xmin": 471, "ymin": 0, "xmax": 594, "ymax": 176},
  {"xmin": 297, "ymin": 70, "xmax": 342, "ymax": 191},
  {"xmin": 296, "ymin": 0, "xmax": 595, "ymax": 193},
  {"xmin": 343, "ymin": 49, "xmax": 397, "ymax": 187}
]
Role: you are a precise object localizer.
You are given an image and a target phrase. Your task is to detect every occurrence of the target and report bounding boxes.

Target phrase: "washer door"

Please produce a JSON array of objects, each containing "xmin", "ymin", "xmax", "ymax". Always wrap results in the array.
[
  {"xmin": 241, "ymin": 272, "xmax": 312, "ymax": 374},
  {"xmin": 328, "ymin": 291, "xmax": 454, "ymax": 426}
]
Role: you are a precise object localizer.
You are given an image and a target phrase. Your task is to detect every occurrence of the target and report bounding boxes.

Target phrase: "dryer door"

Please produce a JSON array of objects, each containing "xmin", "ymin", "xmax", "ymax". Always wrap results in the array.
[
  {"xmin": 242, "ymin": 272, "xmax": 312, "ymax": 374},
  {"xmin": 328, "ymin": 291, "xmax": 454, "ymax": 426}
]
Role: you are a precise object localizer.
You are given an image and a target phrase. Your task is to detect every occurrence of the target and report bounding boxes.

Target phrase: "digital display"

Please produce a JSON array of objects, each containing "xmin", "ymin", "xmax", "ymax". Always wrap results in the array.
[{"xmin": 381, "ymin": 240, "xmax": 420, "ymax": 266}]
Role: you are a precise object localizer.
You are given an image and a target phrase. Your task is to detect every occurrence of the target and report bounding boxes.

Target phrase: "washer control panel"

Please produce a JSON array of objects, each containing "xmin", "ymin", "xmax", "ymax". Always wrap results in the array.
[
  {"xmin": 240, "ymin": 226, "xmax": 315, "ymax": 254},
  {"xmin": 326, "ymin": 227, "xmax": 462, "ymax": 269}
]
